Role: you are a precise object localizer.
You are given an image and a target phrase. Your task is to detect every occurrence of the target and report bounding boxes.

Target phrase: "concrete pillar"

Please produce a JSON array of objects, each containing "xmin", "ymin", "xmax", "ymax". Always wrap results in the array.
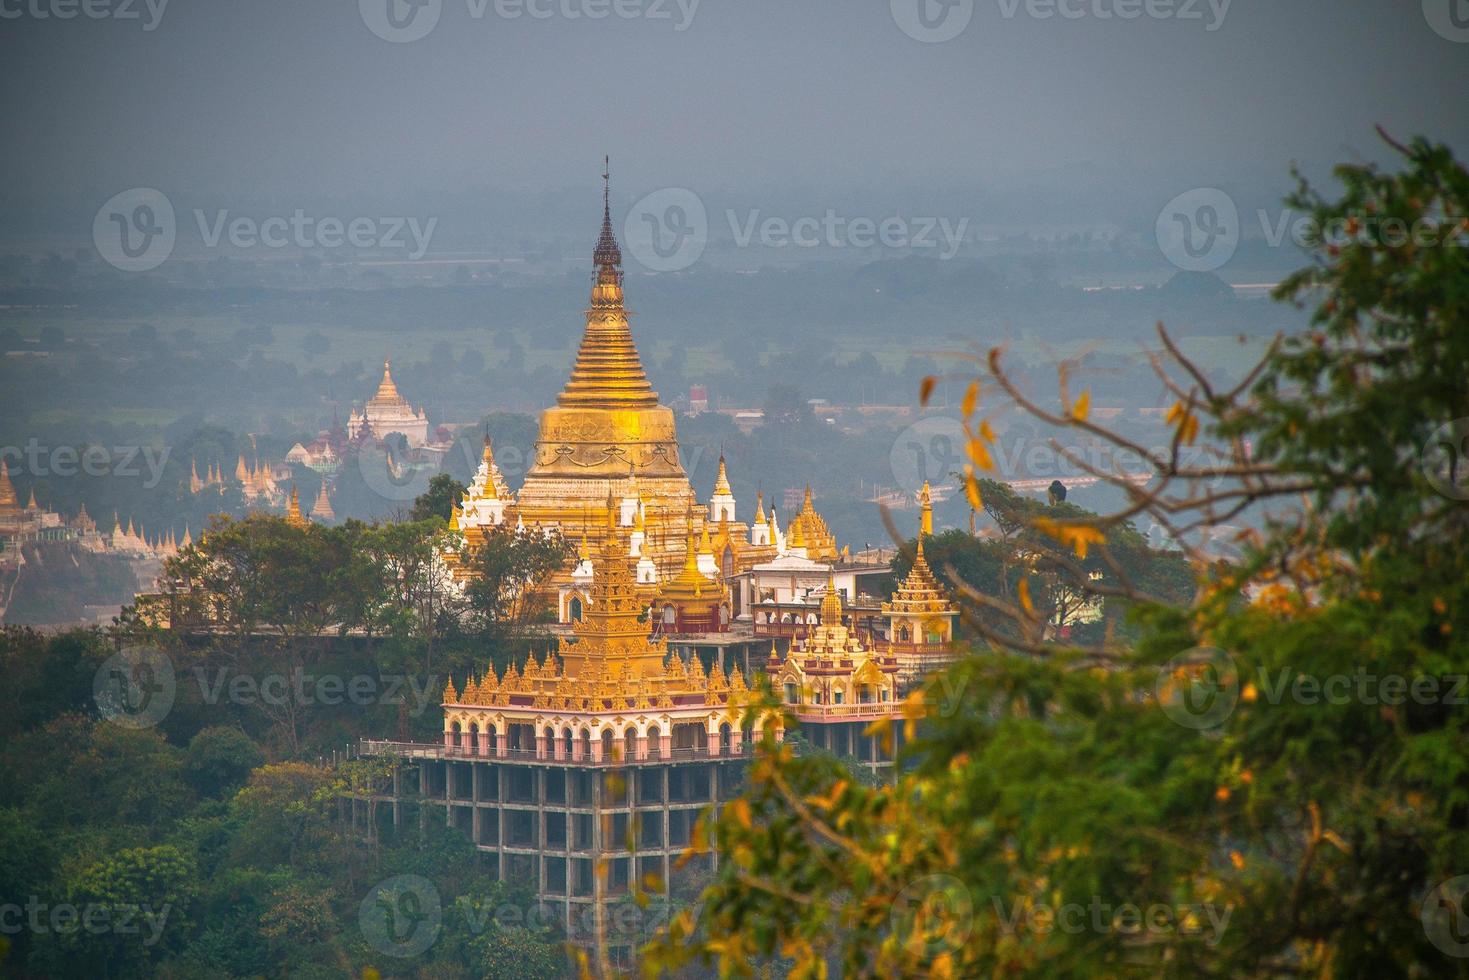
[
  {"xmin": 496, "ymin": 733, "xmax": 508, "ymax": 758},
  {"xmin": 708, "ymin": 727, "xmax": 721, "ymax": 757},
  {"xmin": 554, "ymin": 735, "xmax": 566, "ymax": 761},
  {"xmin": 659, "ymin": 734, "xmax": 672, "ymax": 759},
  {"xmin": 591, "ymin": 739, "xmax": 604, "ymax": 763},
  {"xmin": 728, "ymin": 728, "xmax": 743, "ymax": 754},
  {"xmin": 572, "ymin": 738, "xmax": 584, "ymax": 762},
  {"xmin": 477, "ymin": 731, "xmax": 490, "ymax": 757},
  {"xmin": 636, "ymin": 736, "xmax": 649, "ymax": 761},
  {"xmin": 443, "ymin": 729, "xmax": 454, "ymax": 752}
]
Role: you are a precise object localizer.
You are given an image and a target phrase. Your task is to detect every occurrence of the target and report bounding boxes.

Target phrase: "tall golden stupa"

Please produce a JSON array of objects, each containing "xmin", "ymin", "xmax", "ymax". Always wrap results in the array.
[{"xmin": 509, "ymin": 164, "xmax": 703, "ymax": 575}]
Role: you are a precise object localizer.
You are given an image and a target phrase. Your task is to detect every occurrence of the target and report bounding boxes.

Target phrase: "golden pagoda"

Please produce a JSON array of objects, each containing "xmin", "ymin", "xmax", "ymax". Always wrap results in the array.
[
  {"xmin": 310, "ymin": 482, "xmax": 335, "ymax": 523},
  {"xmin": 768, "ymin": 571, "xmax": 898, "ymax": 720},
  {"xmin": 879, "ymin": 493, "xmax": 959, "ymax": 685},
  {"xmin": 285, "ymin": 485, "xmax": 308, "ymax": 528},
  {"xmin": 511, "ymin": 164, "xmax": 703, "ymax": 575},
  {"xmin": 0, "ymin": 460, "xmax": 18, "ymax": 513},
  {"xmin": 654, "ymin": 525, "xmax": 730, "ymax": 634},
  {"xmin": 440, "ymin": 495, "xmax": 774, "ymax": 762},
  {"xmin": 349, "ymin": 359, "xmax": 430, "ymax": 447},
  {"xmin": 786, "ymin": 486, "xmax": 840, "ymax": 561}
]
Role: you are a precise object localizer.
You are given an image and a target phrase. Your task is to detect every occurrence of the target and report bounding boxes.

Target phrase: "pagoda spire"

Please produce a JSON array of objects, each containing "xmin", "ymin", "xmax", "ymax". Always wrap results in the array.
[
  {"xmin": 920, "ymin": 479, "xmax": 933, "ymax": 537},
  {"xmin": 820, "ymin": 571, "xmax": 843, "ymax": 625},
  {"xmin": 0, "ymin": 459, "xmax": 17, "ymax": 511},
  {"xmin": 556, "ymin": 159, "xmax": 659, "ymax": 411},
  {"xmin": 285, "ymin": 484, "xmax": 307, "ymax": 528}
]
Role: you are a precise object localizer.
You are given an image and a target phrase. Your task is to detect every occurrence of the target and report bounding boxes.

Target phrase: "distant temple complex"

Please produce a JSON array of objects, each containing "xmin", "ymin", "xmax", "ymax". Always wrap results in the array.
[
  {"xmin": 348, "ymin": 359, "xmax": 431, "ymax": 447},
  {"xmin": 352, "ymin": 174, "xmax": 962, "ymax": 960}
]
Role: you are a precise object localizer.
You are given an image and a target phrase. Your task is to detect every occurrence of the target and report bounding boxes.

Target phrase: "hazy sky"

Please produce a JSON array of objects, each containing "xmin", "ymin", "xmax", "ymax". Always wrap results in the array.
[{"xmin": 3, "ymin": 0, "xmax": 1466, "ymax": 216}]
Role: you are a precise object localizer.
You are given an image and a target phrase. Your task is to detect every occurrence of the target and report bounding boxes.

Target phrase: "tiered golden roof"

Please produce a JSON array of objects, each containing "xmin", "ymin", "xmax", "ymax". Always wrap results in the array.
[
  {"xmin": 657, "ymin": 527, "xmax": 725, "ymax": 604},
  {"xmin": 285, "ymin": 485, "xmax": 308, "ymax": 528},
  {"xmin": 311, "ymin": 482, "xmax": 335, "ymax": 523},
  {"xmin": 512, "ymin": 167, "xmax": 702, "ymax": 572},
  {"xmin": 368, "ymin": 359, "xmax": 411, "ymax": 410},
  {"xmin": 882, "ymin": 532, "xmax": 955, "ymax": 617},
  {"xmin": 444, "ymin": 498, "xmax": 742, "ymax": 715},
  {"xmin": 787, "ymin": 486, "xmax": 840, "ymax": 560}
]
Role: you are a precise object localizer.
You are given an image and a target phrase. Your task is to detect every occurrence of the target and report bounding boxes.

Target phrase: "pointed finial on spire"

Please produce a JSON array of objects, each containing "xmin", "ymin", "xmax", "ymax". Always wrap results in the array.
[
  {"xmin": 820, "ymin": 570, "xmax": 843, "ymax": 625},
  {"xmin": 593, "ymin": 156, "xmax": 622, "ymax": 271},
  {"xmin": 920, "ymin": 479, "xmax": 933, "ymax": 537}
]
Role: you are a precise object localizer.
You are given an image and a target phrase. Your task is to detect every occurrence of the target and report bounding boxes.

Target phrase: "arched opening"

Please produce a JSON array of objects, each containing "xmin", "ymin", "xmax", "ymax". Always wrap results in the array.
[
  {"xmin": 569, "ymin": 596, "xmax": 583, "ymax": 622},
  {"xmin": 647, "ymin": 724, "xmax": 664, "ymax": 760},
  {"xmin": 579, "ymin": 728, "xmax": 593, "ymax": 762},
  {"xmin": 600, "ymin": 729, "xmax": 615, "ymax": 762},
  {"xmin": 623, "ymin": 727, "xmax": 638, "ymax": 764},
  {"xmin": 561, "ymin": 727, "xmax": 575, "ymax": 760}
]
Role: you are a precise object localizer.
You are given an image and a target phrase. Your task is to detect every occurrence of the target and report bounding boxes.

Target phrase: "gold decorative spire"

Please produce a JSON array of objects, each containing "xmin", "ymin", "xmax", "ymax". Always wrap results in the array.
[
  {"xmin": 285, "ymin": 485, "xmax": 307, "ymax": 528},
  {"xmin": 373, "ymin": 358, "xmax": 406, "ymax": 404},
  {"xmin": 235, "ymin": 455, "xmax": 249, "ymax": 482},
  {"xmin": 0, "ymin": 460, "xmax": 18, "ymax": 511},
  {"xmin": 920, "ymin": 480, "xmax": 933, "ymax": 537},
  {"xmin": 713, "ymin": 454, "xmax": 733, "ymax": 497},
  {"xmin": 556, "ymin": 161, "xmax": 659, "ymax": 410},
  {"xmin": 26, "ymin": 487, "xmax": 37, "ymax": 510},
  {"xmin": 820, "ymin": 571, "xmax": 843, "ymax": 625},
  {"xmin": 311, "ymin": 483, "xmax": 335, "ymax": 522}
]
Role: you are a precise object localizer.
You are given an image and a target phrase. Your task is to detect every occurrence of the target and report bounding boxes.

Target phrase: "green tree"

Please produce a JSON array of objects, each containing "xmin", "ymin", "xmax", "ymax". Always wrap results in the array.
[
  {"xmin": 647, "ymin": 135, "xmax": 1469, "ymax": 977},
  {"xmin": 183, "ymin": 726, "xmax": 264, "ymax": 799},
  {"xmin": 411, "ymin": 472, "xmax": 466, "ymax": 523},
  {"xmin": 459, "ymin": 525, "xmax": 572, "ymax": 664}
]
